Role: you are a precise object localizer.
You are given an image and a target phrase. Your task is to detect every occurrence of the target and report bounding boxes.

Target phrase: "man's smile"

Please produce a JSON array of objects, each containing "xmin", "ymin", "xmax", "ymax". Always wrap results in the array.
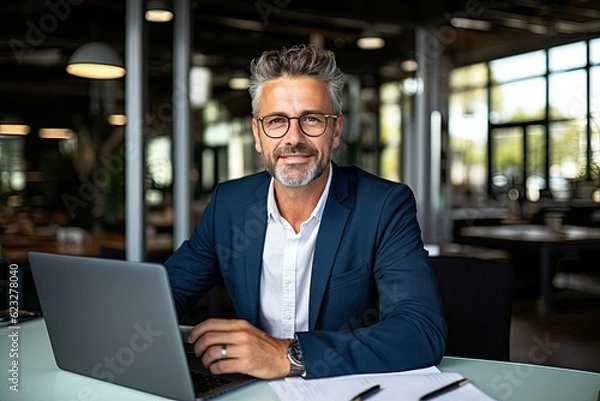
[{"xmin": 278, "ymin": 154, "xmax": 312, "ymax": 163}]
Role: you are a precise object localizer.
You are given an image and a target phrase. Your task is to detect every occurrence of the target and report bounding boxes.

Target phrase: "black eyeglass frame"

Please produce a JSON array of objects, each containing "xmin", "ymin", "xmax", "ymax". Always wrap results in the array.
[{"xmin": 256, "ymin": 113, "xmax": 339, "ymax": 139}]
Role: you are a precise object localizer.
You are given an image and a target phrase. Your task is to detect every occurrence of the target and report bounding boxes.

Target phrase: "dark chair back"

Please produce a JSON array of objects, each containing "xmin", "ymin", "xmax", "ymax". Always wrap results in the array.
[
  {"xmin": 430, "ymin": 256, "xmax": 513, "ymax": 361},
  {"xmin": 563, "ymin": 205, "xmax": 600, "ymax": 228}
]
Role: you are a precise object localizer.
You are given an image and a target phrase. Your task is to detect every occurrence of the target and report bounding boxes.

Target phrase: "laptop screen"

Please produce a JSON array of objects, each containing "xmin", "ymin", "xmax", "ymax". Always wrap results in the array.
[{"xmin": 28, "ymin": 252, "xmax": 256, "ymax": 401}]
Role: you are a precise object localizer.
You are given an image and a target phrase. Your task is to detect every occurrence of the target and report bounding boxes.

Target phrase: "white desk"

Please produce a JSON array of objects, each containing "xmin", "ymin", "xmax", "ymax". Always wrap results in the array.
[{"xmin": 1, "ymin": 318, "xmax": 599, "ymax": 400}]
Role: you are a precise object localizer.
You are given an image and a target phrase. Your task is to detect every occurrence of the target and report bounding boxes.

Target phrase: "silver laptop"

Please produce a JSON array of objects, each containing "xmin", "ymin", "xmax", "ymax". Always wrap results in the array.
[{"xmin": 28, "ymin": 251, "xmax": 257, "ymax": 401}]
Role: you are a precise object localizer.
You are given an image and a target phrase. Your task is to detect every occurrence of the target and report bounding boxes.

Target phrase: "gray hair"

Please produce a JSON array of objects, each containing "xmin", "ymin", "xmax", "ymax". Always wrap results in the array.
[{"xmin": 248, "ymin": 44, "xmax": 345, "ymax": 116}]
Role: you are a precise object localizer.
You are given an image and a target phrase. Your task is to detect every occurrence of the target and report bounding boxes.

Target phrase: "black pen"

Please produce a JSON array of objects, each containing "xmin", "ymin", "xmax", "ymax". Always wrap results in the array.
[
  {"xmin": 349, "ymin": 384, "xmax": 381, "ymax": 401},
  {"xmin": 419, "ymin": 378, "xmax": 469, "ymax": 400}
]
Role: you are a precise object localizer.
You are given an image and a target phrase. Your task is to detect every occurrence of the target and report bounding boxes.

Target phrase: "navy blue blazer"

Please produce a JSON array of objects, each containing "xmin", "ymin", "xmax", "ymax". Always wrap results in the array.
[{"xmin": 165, "ymin": 163, "xmax": 446, "ymax": 378}]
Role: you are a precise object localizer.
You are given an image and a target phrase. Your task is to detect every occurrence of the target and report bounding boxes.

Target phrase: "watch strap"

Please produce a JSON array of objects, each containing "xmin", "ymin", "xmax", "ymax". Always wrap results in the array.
[{"xmin": 287, "ymin": 339, "xmax": 305, "ymax": 377}]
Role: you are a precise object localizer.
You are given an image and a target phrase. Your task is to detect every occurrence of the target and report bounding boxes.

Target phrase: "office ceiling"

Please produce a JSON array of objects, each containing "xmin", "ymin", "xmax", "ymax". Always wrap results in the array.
[{"xmin": 1, "ymin": 0, "xmax": 600, "ymax": 130}]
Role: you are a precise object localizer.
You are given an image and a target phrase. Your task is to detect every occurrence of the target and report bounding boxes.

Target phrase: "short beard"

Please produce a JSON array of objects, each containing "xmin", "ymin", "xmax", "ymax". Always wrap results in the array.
[
  {"xmin": 274, "ymin": 163, "xmax": 322, "ymax": 187},
  {"xmin": 260, "ymin": 143, "xmax": 325, "ymax": 187}
]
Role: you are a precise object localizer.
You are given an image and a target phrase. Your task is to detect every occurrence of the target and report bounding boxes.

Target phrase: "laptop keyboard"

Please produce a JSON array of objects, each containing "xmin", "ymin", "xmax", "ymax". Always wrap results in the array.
[
  {"xmin": 185, "ymin": 347, "xmax": 235, "ymax": 393},
  {"xmin": 190, "ymin": 370, "xmax": 234, "ymax": 393}
]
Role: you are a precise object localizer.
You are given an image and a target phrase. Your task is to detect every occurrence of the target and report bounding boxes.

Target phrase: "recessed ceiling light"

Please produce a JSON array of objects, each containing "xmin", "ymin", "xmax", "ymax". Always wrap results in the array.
[
  {"xmin": 401, "ymin": 59, "xmax": 419, "ymax": 72},
  {"xmin": 108, "ymin": 113, "xmax": 128, "ymax": 126},
  {"xmin": 38, "ymin": 128, "xmax": 74, "ymax": 139},
  {"xmin": 0, "ymin": 114, "xmax": 30, "ymax": 135},
  {"xmin": 450, "ymin": 17, "xmax": 492, "ymax": 31}
]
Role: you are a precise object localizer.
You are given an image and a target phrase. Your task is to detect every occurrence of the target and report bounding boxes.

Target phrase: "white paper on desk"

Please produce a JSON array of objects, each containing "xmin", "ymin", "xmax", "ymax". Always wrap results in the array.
[{"xmin": 269, "ymin": 368, "xmax": 497, "ymax": 401}]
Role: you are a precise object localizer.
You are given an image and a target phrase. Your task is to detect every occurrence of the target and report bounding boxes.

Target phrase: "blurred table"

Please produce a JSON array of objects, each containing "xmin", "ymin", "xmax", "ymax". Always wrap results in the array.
[
  {"xmin": 458, "ymin": 224, "xmax": 600, "ymax": 306},
  {"xmin": 437, "ymin": 243, "xmax": 511, "ymax": 261}
]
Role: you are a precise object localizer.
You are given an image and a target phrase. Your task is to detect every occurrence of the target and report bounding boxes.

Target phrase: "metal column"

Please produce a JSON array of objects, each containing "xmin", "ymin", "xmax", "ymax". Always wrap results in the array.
[
  {"xmin": 172, "ymin": 0, "xmax": 192, "ymax": 249},
  {"xmin": 403, "ymin": 26, "xmax": 442, "ymax": 244},
  {"xmin": 125, "ymin": 0, "xmax": 145, "ymax": 261}
]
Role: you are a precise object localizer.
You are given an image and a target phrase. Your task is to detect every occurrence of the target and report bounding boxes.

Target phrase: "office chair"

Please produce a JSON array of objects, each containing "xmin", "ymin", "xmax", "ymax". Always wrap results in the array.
[{"xmin": 429, "ymin": 255, "xmax": 514, "ymax": 361}]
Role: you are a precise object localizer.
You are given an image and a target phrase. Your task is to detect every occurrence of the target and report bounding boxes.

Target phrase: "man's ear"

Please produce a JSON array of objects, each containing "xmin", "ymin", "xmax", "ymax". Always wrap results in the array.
[
  {"xmin": 332, "ymin": 115, "xmax": 344, "ymax": 149},
  {"xmin": 252, "ymin": 118, "xmax": 262, "ymax": 153}
]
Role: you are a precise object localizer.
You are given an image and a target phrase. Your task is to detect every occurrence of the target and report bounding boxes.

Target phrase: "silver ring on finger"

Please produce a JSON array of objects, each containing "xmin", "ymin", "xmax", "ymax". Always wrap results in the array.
[{"xmin": 221, "ymin": 344, "xmax": 228, "ymax": 360}]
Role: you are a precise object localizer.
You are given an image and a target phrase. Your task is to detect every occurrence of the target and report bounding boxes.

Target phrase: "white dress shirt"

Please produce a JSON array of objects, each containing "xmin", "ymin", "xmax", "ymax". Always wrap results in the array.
[{"xmin": 258, "ymin": 168, "xmax": 332, "ymax": 339}]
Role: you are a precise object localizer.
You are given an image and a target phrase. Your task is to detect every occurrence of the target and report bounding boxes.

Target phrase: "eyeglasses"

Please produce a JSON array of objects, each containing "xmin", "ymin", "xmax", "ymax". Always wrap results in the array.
[{"xmin": 256, "ymin": 113, "xmax": 338, "ymax": 138}]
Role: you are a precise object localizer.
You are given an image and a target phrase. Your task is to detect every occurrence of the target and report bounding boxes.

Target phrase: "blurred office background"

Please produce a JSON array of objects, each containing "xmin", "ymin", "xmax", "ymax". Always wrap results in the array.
[{"xmin": 1, "ymin": 0, "xmax": 599, "ymax": 372}]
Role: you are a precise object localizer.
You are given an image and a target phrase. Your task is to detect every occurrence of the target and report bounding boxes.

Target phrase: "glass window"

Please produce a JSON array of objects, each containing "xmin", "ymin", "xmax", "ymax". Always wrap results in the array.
[
  {"xmin": 449, "ymin": 87, "xmax": 488, "ymax": 205},
  {"xmin": 489, "ymin": 50, "xmax": 546, "ymax": 84},
  {"xmin": 380, "ymin": 145, "xmax": 400, "ymax": 182},
  {"xmin": 380, "ymin": 81, "xmax": 400, "ymax": 103},
  {"xmin": 146, "ymin": 136, "xmax": 172, "ymax": 189},
  {"xmin": 490, "ymin": 77, "xmax": 546, "ymax": 123},
  {"xmin": 549, "ymin": 41, "xmax": 587, "ymax": 72},
  {"xmin": 590, "ymin": 66, "xmax": 600, "ymax": 180},
  {"xmin": 549, "ymin": 69, "xmax": 587, "ymax": 119},
  {"xmin": 379, "ymin": 82, "xmax": 401, "ymax": 182},
  {"xmin": 592, "ymin": 123, "xmax": 600, "ymax": 181},
  {"xmin": 550, "ymin": 121, "xmax": 586, "ymax": 199},
  {"xmin": 491, "ymin": 127, "xmax": 524, "ymax": 199},
  {"xmin": 526, "ymin": 125, "xmax": 546, "ymax": 202},
  {"xmin": 450, "ymin": 88, "xmax": 488, "ymax": 118},
  {"xmin": 450, "ymin": 63, "xmax": 488, "ymax": 89},
  {"xmin": 0, "ymin": 137, "xmax": 26, "ymax": 195},
  {"xmin": 590, "ymin": 38, "xmax": 600, "ymax": 65},
  {"xmin": 526, "ymin": 125, "xmax": 546, "ymax": 177},
  {"xmin": 450, "ymin": 38, "xmax": 600, "ymax": 207},
  {"xmin": 590, "ymin": 66, "xmax": 600, "ymax": 122}
]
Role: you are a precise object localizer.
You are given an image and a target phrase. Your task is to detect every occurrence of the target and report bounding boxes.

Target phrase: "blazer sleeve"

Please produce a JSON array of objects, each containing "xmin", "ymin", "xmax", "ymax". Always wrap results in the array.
[
  {"xmin": 296, "ymin": 184, "xmax": 447, "ymax": 378},
  {"xmin": 163, "ymin": 187, "xmax": 223, "ymax": 320}
]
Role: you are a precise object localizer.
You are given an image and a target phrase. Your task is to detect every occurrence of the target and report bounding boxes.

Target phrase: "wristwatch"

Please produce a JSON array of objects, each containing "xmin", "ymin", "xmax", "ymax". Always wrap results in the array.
[{"xmin": 286, "ymin": 338, "xmax": 305, "ymax": 376}]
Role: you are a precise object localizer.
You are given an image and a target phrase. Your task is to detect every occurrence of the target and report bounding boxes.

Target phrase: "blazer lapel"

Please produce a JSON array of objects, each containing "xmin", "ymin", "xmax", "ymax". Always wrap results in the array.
[
  {"xmin": 243, "ymin": 182, "xmax": 269, "ymax": 326},
  {"xmin": 308, "ymin": 165, "xmax": 351, "ymax": 330}
]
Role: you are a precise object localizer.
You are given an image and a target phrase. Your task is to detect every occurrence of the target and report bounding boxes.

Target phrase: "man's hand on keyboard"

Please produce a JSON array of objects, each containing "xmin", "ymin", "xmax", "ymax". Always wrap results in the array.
[{"xmin": 187, "ymin": 318, "xmax": 293, "ymax": 379}]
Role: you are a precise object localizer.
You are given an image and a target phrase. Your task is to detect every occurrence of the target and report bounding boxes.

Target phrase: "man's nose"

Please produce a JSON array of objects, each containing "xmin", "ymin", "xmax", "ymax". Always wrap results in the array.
[{"xmin": 285, "ymin": 118, "xmax": 306, "ymax": 142}]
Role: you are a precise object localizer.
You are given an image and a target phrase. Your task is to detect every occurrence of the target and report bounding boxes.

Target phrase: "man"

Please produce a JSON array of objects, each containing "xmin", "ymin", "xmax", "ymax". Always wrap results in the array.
[{"xmin": 164, "ymin": 44, "xmax": 446, "ymax": 380}]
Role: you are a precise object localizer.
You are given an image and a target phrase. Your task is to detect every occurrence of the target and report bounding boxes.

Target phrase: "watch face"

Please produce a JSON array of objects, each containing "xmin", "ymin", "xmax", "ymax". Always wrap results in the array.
[{"xmin": 290, "ymin": 342, "xmax": 303, "ymax": 363}]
